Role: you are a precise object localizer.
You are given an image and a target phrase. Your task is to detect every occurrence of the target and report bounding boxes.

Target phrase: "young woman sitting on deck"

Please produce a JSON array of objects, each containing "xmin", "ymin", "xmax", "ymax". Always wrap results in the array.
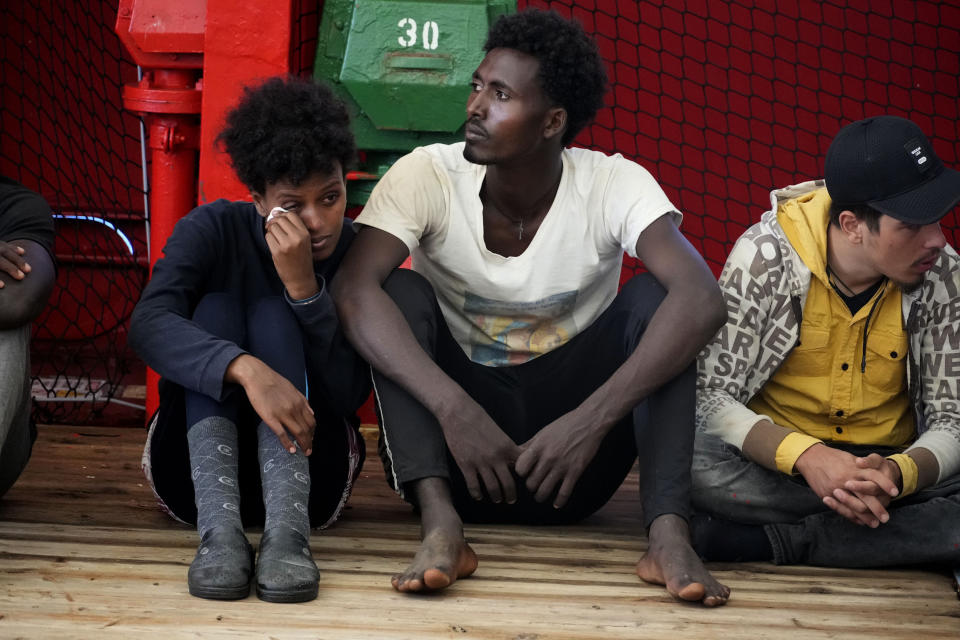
[{"xmin": 129, "ymin": 76, "xmax": 369, "ymax": 603}]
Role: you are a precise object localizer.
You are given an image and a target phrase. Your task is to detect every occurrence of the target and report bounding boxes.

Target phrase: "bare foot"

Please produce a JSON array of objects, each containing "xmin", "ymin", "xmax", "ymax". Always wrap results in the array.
[
  {"xmin": 392, "ymin": 528, "xmax": 478, "ymax": 592},
  {"xmin": 636, "ymin": 513, "xmax": 731, "ymax": 607},
  {"xmin": 393, "ymin": 477, "xmax": 478, "ymax": 593}
]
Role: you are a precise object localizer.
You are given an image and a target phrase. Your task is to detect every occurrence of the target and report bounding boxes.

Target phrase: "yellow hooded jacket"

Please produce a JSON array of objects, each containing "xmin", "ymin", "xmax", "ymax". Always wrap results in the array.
[{"xmin": 747, "ymin": 187, "xmax": 914, "ymax": 477}]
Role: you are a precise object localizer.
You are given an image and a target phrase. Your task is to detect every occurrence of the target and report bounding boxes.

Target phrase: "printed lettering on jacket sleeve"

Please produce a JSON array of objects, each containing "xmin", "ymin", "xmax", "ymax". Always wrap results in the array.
[
  {"xmin": 916, "ymin": 258, "xmax": 960, "ymax": 479},
  {"xmin": 698, "ymin": 227, "xmax": 783, "ymax": 426}
]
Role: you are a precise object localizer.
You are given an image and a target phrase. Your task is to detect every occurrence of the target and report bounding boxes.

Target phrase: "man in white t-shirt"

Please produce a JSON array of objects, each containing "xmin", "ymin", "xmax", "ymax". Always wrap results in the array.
[{"xmin": 332, "ymin": 8, "xmax": 729, "ymax": 606}]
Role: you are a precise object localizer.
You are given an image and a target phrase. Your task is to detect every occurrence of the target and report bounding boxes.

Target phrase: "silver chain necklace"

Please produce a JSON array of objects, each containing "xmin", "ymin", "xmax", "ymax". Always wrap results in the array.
[{"xmin": 483, "ymin": 173, "xmax": 561, "ymax": 241}]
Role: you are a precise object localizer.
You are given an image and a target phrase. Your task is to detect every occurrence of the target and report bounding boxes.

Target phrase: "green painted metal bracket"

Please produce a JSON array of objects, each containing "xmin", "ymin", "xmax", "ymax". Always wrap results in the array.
[{"xmin": 315, "ymin": 0, "xmax": 515, "ymax": 203}]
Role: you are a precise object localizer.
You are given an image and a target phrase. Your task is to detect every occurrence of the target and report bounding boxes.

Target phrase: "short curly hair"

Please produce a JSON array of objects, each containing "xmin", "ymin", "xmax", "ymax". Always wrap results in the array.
[
  {"xmin": 484, "ymin": 8, "xmax": 607, "ymax": 146},
  {"xmin": 217, "ymin": 76, "xmax": 356, "ymax": 195}
]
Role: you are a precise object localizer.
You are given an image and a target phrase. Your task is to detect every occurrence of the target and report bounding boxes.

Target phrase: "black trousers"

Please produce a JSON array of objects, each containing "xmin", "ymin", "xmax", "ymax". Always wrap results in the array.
[
  {"xmin": 145, "ymin": 293, "xmax": 364, "ymax": 529},
  {"xmin": 372, "ymin": 269, "xmax": 695, "ymax": 528}
]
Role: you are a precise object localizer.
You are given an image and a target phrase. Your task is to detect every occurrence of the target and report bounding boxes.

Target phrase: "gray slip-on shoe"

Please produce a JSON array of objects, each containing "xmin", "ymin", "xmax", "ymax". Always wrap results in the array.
[
  {"xmin": 187, "ymin": 526, "xmax": 254, "ymax": 600},
  {"xmin": 255, "ymin": 527, "xmax": 319, "ymax": 603}
]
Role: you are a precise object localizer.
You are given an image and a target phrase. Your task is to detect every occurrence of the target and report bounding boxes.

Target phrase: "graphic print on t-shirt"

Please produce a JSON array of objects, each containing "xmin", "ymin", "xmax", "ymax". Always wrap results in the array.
[{"xmin": 464, "ymin": 290, "xmax": 578, "ymax": 366}]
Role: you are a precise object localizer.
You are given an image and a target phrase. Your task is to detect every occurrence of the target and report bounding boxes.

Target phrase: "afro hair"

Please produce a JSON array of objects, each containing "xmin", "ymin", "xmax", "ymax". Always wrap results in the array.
[
  {"xmin": 484, "ymin": 8, "xmax": 607, "ymax": 146},
  {"xmin": 217, "ymin": 76, "xmax": 356, "ymax": 195}
]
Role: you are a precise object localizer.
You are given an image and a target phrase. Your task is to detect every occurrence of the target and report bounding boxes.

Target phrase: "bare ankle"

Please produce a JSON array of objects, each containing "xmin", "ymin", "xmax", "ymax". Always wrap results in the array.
[
  {"xmin": 647, "ymin": 513, "xmax": 692, "ymax": 547},
  {"xmin": 411, "ymin": 477, "xmax": 463, "ymax": 535}
]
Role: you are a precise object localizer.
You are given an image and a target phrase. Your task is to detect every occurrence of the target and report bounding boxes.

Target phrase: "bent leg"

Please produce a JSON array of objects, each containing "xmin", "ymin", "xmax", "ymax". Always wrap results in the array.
[
  {"xmin": 688, "ymin": 432, "xmax": 960, "ymax": 568},
  {"xmin": 767, "ymin": 474, "xmax": 960, "ymax": 567},
  {"xmin": 246, "ymin": 297, "xmax": 311, "ymax": 538},
  {"xmin": 391, "ymin": 477, "xmax": 478, "ymax": 593},
  {"xmin": 690, "ymin": 432, "xmax": 827, "ymax": 525},
  {"xmin": 689, "ymin": 431, "xmax": 824, "ymax": 564},
  {"xmin": 373, "ymin": 270, "xmax": 477, "ymax": 592},
  {"xmin": 184, "ymin": 294, "xmax": 248, "ymax": 535},
  {"xmin": 589, "ymin": 274, "xmax": 728, "ymax": 605},
  {"xmin": 245, "ymin": 296, "xmax": 319, "ymax": 602},
  {"xmin": 635, "ymin": 366, "xmax": 730, "ymax": 605},
  {"xmin": 182, "ymin": 294, "xmax": 253, "ymax": 600},
  {"xmin": 373, "ymin": 270, "xmax": 461, "ymax": 493},
  {"xmin": 0, "ymin": 325, "xmax": 35, "ymax": 497}
]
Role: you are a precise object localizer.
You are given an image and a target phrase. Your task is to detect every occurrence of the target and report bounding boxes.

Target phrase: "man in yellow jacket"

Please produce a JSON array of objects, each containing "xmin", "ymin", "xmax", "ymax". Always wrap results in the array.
[{"xmin": 694, "ymin": 116, "xmax": 960, "ymax": 569}]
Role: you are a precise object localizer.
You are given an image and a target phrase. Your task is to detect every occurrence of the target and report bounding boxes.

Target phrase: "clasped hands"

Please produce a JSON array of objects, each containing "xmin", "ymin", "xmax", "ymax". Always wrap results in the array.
[
  {"xmin": 795, "ymin": 443, "xmax": 902, "ymax": 528},
  {"xmin": 441, "ymin": 400, "xmax": 604, "ymax": 509}
]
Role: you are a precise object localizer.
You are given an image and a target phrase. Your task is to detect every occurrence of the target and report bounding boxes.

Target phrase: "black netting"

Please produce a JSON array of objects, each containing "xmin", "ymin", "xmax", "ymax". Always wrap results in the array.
[
  {"xmin": 520, "ymin": 0, "xmax": 960, "ymax": 281},
  {"xmin": 3, "ymin": 1, "xmax": 958, "ymax": 426},
  {"xmin": 293, "ymin": 0, "xmax": 323, "ymax": 77},
  {"xmin": 1, "ymin": 0, "xmax": 147, "ymax": 425}
]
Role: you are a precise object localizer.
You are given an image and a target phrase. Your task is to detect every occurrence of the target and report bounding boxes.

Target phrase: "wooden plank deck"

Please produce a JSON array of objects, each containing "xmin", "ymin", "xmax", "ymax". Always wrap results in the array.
[{"xmin": 0, "ymin": 425, "xmax": 957, "ymax": 639}]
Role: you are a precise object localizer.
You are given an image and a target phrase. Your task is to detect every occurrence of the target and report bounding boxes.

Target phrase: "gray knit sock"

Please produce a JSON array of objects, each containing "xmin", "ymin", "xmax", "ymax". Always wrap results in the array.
[
  {"xmin": 187, "ymin": 416, "xmax": 243, "ymax": 537},
  {"xmin": 257, "ymin": 421, "xmax": 311, "ymax": 539}
]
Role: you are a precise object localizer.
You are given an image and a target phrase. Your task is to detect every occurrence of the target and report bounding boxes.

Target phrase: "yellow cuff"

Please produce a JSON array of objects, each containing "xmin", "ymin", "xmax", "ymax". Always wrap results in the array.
[
  {"xmin": 886, "ymin": 453, "xmax": 918, "ymax": 498},
  {"xmin": 775, "ymin": 432, "xmax": 823, "ymax": 474}
]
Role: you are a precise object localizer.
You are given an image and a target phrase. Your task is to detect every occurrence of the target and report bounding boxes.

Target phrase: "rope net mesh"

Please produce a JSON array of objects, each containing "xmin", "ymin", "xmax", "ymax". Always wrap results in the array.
[
  {"xmin": 517, "ymin": 0, "xmax": 960, "ymax": 283},
  {"xmin": 1, "ymin": 0, "xmax": 147, "ymax": 425},
  {"xmin": 1, "ymin": 0, "xmax": 957, "ymax": 424}
]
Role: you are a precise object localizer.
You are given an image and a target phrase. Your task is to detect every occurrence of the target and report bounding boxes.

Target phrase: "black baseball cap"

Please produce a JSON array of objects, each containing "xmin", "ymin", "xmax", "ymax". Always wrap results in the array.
[{"xmin": 825, "ymin": 115, "xmax": 960, "ymax": 224}]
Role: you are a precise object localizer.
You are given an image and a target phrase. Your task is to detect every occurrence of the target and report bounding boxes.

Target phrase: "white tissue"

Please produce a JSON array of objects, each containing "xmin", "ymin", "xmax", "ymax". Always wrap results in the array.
[{"xmin": 266, "ymin": 206, "xmax": 288, "ymax": 223}]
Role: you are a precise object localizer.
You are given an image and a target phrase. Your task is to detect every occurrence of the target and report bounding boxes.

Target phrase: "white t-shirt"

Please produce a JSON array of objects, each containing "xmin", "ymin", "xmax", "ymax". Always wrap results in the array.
[{"xmin": 356, "ymin": 142, "xmax": 680, "ymax": 366}]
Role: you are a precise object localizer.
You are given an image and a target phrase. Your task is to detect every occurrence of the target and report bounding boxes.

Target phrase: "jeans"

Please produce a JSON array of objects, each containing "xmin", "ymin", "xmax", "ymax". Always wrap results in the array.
[
  {"xmin": 0, "ymin": 325, "xmax": 35, "ymax": 497},
  {"xmin": 692, "ymin": 432, "xmax": 960, "ymax": 567}
]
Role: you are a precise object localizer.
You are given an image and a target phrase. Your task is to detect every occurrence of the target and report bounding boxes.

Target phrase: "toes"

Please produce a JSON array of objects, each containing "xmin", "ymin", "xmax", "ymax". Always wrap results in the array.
[
  {"xmin": 459, "ymin": 547, "xmax": 479, "ymax": 578},
  {"xmin": 702, "ymin": 595, "xmax": 725, "ymax": 607},
  {"xmin": 422, "ymin": 568, "xmax": 453, "ymax": 590},
  {"xmin": 702, "ymin": 587, "xmax": 731, "ymax": 607},
  {"xmin": 675, "ymin": 581, "xmax": 706, "ymax": 602},
  {"xmin": 393, "ymin": 568, "xmax": 450, "ymax": 592},
  {"xmin": 391, "ymin": 573, "xmax": 423, "ymax": 592}
]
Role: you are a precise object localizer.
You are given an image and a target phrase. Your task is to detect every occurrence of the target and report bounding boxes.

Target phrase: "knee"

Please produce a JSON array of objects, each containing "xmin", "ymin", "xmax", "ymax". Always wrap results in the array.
[
  {"xmin": 381, "ymin": 269, "xmax": 438, "ymax": 323},
  {"xmin": 192, "ymin": 293, "xmax": 245, "ymax": 342},
  {"xmin": 690, "ymin": 433, "xmax": 740, "ymax": 487},
  {"xmin": 618, "ymin": 272, "xmax": 667, "ymax": 311},
  {"xmin": 607, "ymin": 273, "xmax": 667, "ymax": 348},
  {"xmin": 246, "ymin": 298, "xmax": 305, "ymax": 376},
  {"xmin": 249, "ymin": 295, "xmax": 298, "ymax": 333}
]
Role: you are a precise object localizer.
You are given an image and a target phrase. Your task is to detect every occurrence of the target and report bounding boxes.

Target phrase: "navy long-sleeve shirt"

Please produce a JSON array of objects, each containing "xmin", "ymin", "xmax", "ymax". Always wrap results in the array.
[{"xmin": 129, "ymin": 199, "xmax": 369, "ymax": 419}]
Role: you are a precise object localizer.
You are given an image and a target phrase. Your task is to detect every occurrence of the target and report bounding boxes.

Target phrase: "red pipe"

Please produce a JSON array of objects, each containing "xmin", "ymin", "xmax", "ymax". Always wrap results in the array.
[
  {"xmin": 123, "ymin": 69, "xmax": 202, "ymax": 420},
  {"xmin": 146, "ymin": 116, "xmax": 198, "ymax": 272}
]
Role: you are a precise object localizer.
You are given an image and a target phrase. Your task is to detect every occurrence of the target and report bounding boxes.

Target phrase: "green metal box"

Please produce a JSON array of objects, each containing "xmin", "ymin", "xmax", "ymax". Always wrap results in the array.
[{"xmin": 315, "ymin": 0, "xmax": 515, "ymax": 202}]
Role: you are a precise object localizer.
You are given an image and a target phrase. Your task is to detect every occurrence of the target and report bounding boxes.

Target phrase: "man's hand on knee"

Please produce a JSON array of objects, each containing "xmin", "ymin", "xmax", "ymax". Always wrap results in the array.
[
  {"xmin": 440, "ymin": 395, "xmax": 521, "ymax": 504},
  {"xmin": 515, "ymin": 409, "xmax": 604, "ymax": 509}
]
